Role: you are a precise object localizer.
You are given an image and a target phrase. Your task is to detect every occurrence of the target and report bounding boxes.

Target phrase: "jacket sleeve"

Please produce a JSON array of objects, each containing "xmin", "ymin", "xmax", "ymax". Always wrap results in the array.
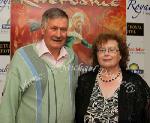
[
  {"xmin": 75, "ymin": 75, "xmax": 85, "ymax": 123},
  {"xmin": 136, "ymin": 74, "xmax": 150, "ymax": 123},
  {"xmin": 142, "ymin": 79, "xmax": 150, "ymax": 123},
  {"xmin": 75, "ymin": 71, "xmax": 97, "ymax": 123},
  {"xmin": 0, "ymin": 52, "xmax": 21, "ymax": 123},
  {"xmin": 145, "ymin": 98, "xmax": 150, "ymax": 123}
]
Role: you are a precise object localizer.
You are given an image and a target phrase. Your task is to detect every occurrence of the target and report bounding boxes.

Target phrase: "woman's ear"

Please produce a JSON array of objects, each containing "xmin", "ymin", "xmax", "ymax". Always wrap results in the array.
[{"xmin": 120, "ymin": 55, "xmax": 122, "ymax": 60}]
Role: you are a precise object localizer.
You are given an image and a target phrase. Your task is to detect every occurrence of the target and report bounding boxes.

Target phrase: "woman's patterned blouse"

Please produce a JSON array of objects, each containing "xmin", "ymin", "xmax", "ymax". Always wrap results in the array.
[{"xmin": 84, "ymin": 81, "xmax": 120, "ymax": 123}]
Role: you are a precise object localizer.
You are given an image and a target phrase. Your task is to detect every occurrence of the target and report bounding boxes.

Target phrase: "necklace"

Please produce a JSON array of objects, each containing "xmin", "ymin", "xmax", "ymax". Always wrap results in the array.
[{"xmin": 98, "ymin": 69, "xmax": 121, "ymax": 82}]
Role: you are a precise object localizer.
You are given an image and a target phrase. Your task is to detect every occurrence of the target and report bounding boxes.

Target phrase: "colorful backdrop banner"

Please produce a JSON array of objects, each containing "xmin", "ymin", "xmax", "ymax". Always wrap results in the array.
[{"xmin": 11, "ymin": 0, "xmax": 126, "ymax": 64}]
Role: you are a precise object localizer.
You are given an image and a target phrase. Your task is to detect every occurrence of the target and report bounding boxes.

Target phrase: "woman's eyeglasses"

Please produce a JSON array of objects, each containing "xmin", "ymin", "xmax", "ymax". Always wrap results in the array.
[{"xmin": 97, "ymin": 47, "xmax": 119, "ymax": 54}]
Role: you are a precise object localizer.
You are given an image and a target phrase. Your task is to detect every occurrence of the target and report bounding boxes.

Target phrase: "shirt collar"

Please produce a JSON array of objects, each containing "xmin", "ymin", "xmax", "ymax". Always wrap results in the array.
[{"xmin": 36, "ymin": 39, "xmax": 68, "ymax": 60}]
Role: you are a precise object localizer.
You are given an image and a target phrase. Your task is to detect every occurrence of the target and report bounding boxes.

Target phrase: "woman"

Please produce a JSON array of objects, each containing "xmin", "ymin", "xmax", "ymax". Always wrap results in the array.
[{"xmin": 75, "ymin": 33, "xmax": 150, "ymax": 123}]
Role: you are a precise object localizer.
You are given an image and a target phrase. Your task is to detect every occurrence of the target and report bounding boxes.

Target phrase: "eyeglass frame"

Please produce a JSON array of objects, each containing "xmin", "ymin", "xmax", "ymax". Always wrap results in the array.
[{"xmin": 97, "ymin": 47, "xmax": 120, "ymax": 54}]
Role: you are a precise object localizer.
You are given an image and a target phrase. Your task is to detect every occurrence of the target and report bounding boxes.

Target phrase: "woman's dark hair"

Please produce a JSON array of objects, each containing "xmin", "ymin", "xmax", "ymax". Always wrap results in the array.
[{"xmin": 92, "ymin": 33, "xmax": 129, "ymax": 70}]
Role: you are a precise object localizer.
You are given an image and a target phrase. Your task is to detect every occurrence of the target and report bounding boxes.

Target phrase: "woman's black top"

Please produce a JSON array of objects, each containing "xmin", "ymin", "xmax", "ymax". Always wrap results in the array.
[{"xmin": 75, "ymin": 68, "xmax": 150, "ymax": 123}]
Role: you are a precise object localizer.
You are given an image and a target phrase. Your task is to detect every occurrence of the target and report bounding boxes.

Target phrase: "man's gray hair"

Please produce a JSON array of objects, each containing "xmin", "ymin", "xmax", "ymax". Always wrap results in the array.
[{"xmin": 41, "ymin": 8, "xmax": 69, "ymax": 27}]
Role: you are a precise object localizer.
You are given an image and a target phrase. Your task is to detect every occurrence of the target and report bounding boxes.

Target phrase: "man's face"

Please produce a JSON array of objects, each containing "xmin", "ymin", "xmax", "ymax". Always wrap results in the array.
[{"xmin": 42, "ymin": 17, "xmax": 68, "ymax": 51}]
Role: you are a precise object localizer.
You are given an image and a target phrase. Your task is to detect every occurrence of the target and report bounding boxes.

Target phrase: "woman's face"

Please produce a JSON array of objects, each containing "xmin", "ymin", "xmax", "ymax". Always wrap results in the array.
[{"xmin": 97, "ymin": 40, "xmax": 121, "ymax": 69}]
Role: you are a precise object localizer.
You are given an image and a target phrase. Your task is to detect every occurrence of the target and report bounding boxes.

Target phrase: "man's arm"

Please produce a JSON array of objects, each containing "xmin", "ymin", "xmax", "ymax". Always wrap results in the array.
[{"xmin": 0, "ymin": 52, "xmax": 21, "ymax": 123}]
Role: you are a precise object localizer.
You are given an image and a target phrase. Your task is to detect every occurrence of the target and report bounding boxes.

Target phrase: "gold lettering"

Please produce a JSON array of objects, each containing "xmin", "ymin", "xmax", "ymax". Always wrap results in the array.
[
  {"xmin": 89, "ymin": 0, "xmax": 119, "ymax": 7},
  {"xmin": 79, "ymin": 0, "xmax": 88, "ymax": 5},
  {"xmin": 110, "ymin": 0, "xmax": 119, "ymax": 7},
  {"xmin": 20, "ymin": 0, "xmax": 119, "ymax": 7},
  {"xmin": 69, "ymin": 0, "xmax": 78, "ymax": 5},
  {"xmin": 48, "ymin": 0, "xmax": 57, "ymax": 4}
]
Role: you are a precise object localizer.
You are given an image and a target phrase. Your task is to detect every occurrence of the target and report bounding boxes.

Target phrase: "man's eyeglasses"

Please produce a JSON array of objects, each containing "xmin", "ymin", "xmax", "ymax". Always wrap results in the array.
[{"xmin": 97, "ymin": 47, "xmax": 119, "ymax": 54}]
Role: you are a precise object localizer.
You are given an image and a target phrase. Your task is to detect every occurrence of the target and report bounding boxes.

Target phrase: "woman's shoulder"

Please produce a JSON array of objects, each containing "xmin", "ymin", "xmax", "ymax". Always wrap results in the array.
[
  {"xmin": 122, "ymin": 70, "xmax": 150, "ymax": 90},
  {"xmin": 77, "ymin": 67, "xmax": 99, "ymax": 87},
  {"xmin": 122, "ymin": 69, "xmax": 145, "ymax": 82},
  {"xmin": 79, "ymin": 67, "xmax": 98, "ymax": 79}
]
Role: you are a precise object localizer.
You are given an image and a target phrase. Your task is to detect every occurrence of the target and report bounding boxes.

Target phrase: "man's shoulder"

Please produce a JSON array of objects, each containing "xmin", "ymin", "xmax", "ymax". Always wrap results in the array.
[
  {"xmin": 18, "ymin": 43, "xmax": 35, "ymax": 51},
  {"xmin": 13, "ymin": 43, "xmax": 35, "ymax": 54},
  {"xmin": 12, "ymin": 43, "xmax": 36, "ymax": 61},
  {"xmin": 64, "ymin": 46, "xmax": 74, "ymax": 54},
  {"xmin": 64, "ymin": 46, "xmax": 77, "ymax": 62}
]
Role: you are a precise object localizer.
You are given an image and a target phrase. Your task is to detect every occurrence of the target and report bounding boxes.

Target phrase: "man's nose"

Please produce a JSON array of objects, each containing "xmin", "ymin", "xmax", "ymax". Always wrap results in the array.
[{"xmin": 56, "ymin": 29, "xmax": 61, "ymax": 37}]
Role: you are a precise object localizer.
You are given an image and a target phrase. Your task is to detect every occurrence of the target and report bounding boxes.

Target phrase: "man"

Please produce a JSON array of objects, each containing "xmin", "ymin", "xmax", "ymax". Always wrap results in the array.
[{"xmin": 0, "ymin": 8, "xmax": 78, "ymax": 123}]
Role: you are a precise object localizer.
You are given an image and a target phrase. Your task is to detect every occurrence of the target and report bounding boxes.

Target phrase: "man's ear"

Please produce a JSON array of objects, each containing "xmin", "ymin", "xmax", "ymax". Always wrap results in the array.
[{"xmin": 41, "ymin": 27, "xmax": 45, "ymax": 35}]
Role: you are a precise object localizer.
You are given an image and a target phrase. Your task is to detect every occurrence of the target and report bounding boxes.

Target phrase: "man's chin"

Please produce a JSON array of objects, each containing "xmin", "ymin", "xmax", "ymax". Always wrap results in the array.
[{"xmin": 52, "ymin": 44, "xmax": 64, "ymax": 49}]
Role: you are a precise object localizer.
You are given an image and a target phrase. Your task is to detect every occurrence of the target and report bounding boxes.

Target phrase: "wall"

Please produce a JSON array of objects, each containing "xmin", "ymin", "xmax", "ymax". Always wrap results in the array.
[
  {"xmin": 0, "ymin": 0, "xmax": 10, "ymax": 102},
  {"xmin": 126, "ymin": 0, "xmax": 150, "ymax": 86}
]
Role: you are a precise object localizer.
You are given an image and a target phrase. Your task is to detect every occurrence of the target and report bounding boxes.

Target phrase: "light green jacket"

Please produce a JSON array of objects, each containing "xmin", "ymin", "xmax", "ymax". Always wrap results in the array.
[{"xmin": 0, "ymin": 43, "xmax": 78, "ymax": 123}]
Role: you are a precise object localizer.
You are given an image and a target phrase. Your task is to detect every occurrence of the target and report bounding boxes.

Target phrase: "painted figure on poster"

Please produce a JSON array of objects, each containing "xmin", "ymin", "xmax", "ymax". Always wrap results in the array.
[{"xmin": 66, "ymin": 12, "xmax": 92, "ymax": 49}]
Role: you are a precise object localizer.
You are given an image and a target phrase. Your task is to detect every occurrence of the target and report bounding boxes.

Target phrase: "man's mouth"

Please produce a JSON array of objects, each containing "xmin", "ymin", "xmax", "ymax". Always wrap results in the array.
[
  {"xmin": 52, "ymin": 37, "xmax": 62, "ymax": 42},
  {"xmin": 53, "ymin": 39, "xmax": 62, "ymax": 42}
]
